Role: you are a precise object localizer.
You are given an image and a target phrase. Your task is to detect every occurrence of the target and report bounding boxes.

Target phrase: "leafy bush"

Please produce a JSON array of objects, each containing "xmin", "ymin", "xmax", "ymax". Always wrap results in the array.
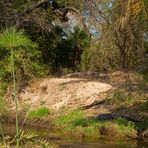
[
  {"xmin": 80, "ymin": 34, "xmax": 120, "ymax": 72},
  {"xmin": 0, "ymin": 27, "xmax": 47, "ymax": 91}
]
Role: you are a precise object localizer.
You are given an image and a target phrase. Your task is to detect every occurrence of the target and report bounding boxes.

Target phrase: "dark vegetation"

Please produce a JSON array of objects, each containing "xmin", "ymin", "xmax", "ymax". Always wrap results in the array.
[{"xmin": 0, "ymin": 0, "xmax": 147, "ymax": 81}]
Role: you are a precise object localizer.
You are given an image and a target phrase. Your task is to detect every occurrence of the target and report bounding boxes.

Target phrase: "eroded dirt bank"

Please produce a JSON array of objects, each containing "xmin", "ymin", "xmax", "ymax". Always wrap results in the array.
[{"xmin": 3, "ymin": 71, "xmax": 148, "ymax": 138}]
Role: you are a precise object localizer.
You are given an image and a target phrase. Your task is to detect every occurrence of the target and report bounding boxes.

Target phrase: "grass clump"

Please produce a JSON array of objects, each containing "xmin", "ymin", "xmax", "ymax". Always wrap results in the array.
[
  {"xmin": 28, "ymin": 107, "xmax": 50, "ymax": 118},
  {"xmin": 54, "ymin": 110, "xmax": 137, "ymax": 139},
  {"xmin": 113, "ymin": 118, "xmax": 137, "ymax": 138},
  {"xmin": 109, "ymin": 91, "xmax": 137, "ymax": 107},
  {"xmin": 96, "ymin": 118, "xmax": 137, "ymax": 139},
  {"xmin": 0, "ymin": 97, "xmax": 7, "ymax": 114},
  {"xmin": 54, "ymin": 110, "xmax": 100, "ymax": 137},
  {"xmin": 0, "ymin": 83, "xmax": 7, "ymax": 114},
  {"xmin": 137, "ymin": 73, "xmax": 148, "ymax": 91},
  {"xmin": 54, "ymin": 110, "xmax": 84, "ymax": 128},
  {"xmin": 139, "ymin": 99, "xmax": 148, "ymax": 112},
  {"xmin": 135, "ymin": 119, "xmax": 148, "ymax": 132}
]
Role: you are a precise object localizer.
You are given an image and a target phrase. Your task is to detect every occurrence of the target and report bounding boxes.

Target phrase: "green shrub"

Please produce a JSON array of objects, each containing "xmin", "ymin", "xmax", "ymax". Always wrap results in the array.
[
  {"xmin": 113, "ymin": 118, "xmax": 137, "ymax": 138},
  {"xmin": 139, "ymin": 100, "xmax": 148, "ymax": 111},
  {"xmin": 0, "ymin": 83, "xmax": 7, "ymax": 97},
  {"xmin": 54, "ymin": 110, "xmax": 84, "ymax": 128},
  {"xmin": 96, "ymin": 118, "xmax": 137, "ymax": 138},
  {"xmin": 138, "ymin": 73, "xmax": 148, "ymax": 90},
  {"xmin": 135, "ymin": 119, "xmax": 148, "ymax": 132},
  {"xmin": 28, "ymin": 107, "xmax": 50, "ymax": 118},
  {"xmin": 54, "ymin": 110, "xmax": 137, "ymax": 138},
  {"xmin": 54, "ymin": 110, "xmax": 100, "ymax": 137}
]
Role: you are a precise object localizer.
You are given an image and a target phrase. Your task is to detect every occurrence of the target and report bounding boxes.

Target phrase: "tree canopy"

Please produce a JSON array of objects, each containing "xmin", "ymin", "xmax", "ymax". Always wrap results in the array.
[{"xmin": 0, "ymin": 0, "xmax": 147, "ymax": 80}]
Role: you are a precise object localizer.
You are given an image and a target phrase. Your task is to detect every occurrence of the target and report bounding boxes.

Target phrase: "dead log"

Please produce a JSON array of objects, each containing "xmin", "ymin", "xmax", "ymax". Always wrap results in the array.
[
  {"xmin": 78, "ymin": 100, "xmax": 107, "ymax": 110},
  {"xmin": 63, "ymin": 72, "xmax": 110, "ymax": 80},
  {"xmin": 91, "ymin": 113, "xmax": 140, "ymax": 123}
]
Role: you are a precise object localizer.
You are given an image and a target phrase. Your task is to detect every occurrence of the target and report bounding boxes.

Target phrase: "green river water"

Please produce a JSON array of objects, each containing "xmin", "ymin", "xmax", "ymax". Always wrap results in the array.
[{"xmin": 0, "ymin": 123, "xmax": 148, "ymax": 148}]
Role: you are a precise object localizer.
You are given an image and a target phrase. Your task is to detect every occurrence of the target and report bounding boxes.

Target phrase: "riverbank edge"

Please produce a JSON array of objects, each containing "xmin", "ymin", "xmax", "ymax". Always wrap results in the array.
[{"xmin": 1, "ymin": 112, "xmax": 147, "ymax": 140}]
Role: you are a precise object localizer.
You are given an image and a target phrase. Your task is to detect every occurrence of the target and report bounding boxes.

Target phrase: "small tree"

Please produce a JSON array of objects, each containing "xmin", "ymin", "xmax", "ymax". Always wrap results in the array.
[{"xmin": 0, "ymin": 27, "xmax": 34, "ymax": 148}]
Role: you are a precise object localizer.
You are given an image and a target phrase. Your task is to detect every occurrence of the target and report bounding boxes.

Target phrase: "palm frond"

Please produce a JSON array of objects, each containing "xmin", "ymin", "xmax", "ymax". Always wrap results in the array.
[
  {"xmin": 19, "ymin": 131, "xmax": 38, "ymax": 141},
  {"xmin": 0, "ymin": 27, "xmax": 33, "ymax": 49}
]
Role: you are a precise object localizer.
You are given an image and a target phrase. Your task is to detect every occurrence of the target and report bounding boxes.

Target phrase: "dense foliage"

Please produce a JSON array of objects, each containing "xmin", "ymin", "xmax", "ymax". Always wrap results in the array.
[{"xmin": 0, "ymin": 0, "xmax": 147, "ymax": 85}]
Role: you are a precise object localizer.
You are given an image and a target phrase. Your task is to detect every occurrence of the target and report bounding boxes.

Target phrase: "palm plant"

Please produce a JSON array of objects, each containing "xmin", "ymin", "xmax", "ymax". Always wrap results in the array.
[
  {"xmin": 113, "ymin": 0, "xmax": 147, "ymax": 69},
  {"xmin": 69, "ymin": 27, "xmax": 90, "ymax": 68},
  {"xmin": 0, "ymin": 27, "xmax": 34, "ymax": 148}
]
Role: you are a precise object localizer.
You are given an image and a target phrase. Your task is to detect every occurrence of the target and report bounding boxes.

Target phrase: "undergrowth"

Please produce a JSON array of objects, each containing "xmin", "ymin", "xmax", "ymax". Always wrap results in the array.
[
  {"xmin": 27, "ymin": 107, "xmax": 50, "ymax": 119},
  {"xmin": 0, "ymin": 97, "xmax": 6, "ymax": 114},
  {"xmin": 54, "ymin": 110, "xmax": 137, "ymax": 138},
  {"xmin": 108, "ymin": 91, "xmax": 137, "ymax": 107},
  {"xmin": 0, "ymin": 83, "xmax": 7, "ymax": 114}
]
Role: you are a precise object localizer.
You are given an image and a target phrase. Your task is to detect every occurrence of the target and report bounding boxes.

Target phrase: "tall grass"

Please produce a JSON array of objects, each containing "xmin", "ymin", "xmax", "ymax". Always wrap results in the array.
[{"xmin": 0, "ymin": 27, "xmax": 34, "ymax": 148}]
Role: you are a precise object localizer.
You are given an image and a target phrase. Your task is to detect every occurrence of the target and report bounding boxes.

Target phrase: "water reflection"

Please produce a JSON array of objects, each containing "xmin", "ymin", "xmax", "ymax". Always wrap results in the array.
[{"xmin": 0, "ymin": 123, "xmax": 147, "ymax": 148}]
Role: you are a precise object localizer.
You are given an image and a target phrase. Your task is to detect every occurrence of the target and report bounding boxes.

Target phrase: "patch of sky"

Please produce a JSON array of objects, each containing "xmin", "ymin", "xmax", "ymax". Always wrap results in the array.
[
  {"xmin": 108, "ymin": 2, "xmax": 113, "ymax": 8},
  {"xmin": 144, "ymin": 33, "xmax": 148, "ymax": 42},
  {"xmin": 89, "ymin": 25, "xmax": 96, "ymax": 34},
  {"xmin": 67, "ymin": 21, "xmax": 76, "ymax": 33},
  {"xmin": 82, "ymin": 9, "xmax": 90, "ymax": 22},
  {"xmin": 89, "ymin": 25, "xmax": 101, "ymax": 38},
  {"xmin": 96, "ymin": 16, "xmax": 105, "ymax": 23},
  {"xmin": 48, "ymin": 0, "xmax": 53, "ymax": 4}
]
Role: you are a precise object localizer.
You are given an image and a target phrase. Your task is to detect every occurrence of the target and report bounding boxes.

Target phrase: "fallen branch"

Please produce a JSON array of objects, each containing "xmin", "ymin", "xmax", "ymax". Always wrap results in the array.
[
  {"xmin": 78, "ymin": 100, "xmax": 107, "ymax": 110},
  {"xmin": 63, "ymin": 72, "xmax": 110, "ymax": 80},
  {"xmin": 91, "ymin": 113, "xmax": 140, "ymax": 123}
]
